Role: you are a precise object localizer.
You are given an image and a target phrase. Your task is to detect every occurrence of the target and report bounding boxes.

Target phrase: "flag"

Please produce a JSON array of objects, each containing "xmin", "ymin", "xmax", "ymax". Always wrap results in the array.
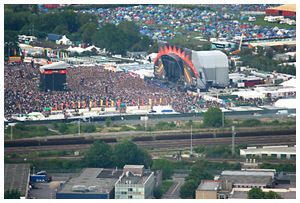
[
  {"xmin": 132, "ymin": 99, "xmax": 135, "ymax": 105},
  {"xmin": 65, "ymin": 102, "xmax": 69, "ymax": 109},
  {"xmin": 78, "ymin": 101, "xmax": 81, "ymax": 109},
  {"xmin": 111, "ymin": 100, "xmax": 115, "ymax": 107},
  {"xmin": 72, "ymin": 101, "xmax": 75, "ymax": 109},
  {"xmin": 149, "ymin": 98, "xmax": 152, "ymax": 106},
  {"xmin": 106, "ymin": 99, "xmax": 108, "ymax": 108},
  {"xmin": 94, "ymin": 101, "xmax": 97, "ymax": 108},
  {"xmin": 83, "ymin": 101, "xmax": 86, "ymax": 108},
  {"xmin": 100, "ymin": 99, "xmax": 103, "ymax": 107},
  {"xmin": 117, "ymin": 99, "xmax": 121, "ymax": 108},
  {"xmin": 142, "ymin": 99, "xmax": 144, "ymax": 106},
  {"xmin": 160, "ymin": 98, "xmax": 162, "ymax": 104}
]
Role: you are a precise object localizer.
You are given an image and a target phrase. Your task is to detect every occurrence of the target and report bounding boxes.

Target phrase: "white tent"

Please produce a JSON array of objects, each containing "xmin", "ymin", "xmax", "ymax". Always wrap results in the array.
[
  {"xmin": 274, "ymin": 98, "xmax": 296, "ymax": 109},
  {"xmin": 280, "ymin": 78, "xmax": 296, "ymax": 88}
]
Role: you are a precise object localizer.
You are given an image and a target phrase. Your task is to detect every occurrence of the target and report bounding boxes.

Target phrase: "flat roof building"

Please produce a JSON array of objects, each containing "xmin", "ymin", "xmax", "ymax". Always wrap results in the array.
[
  {"xmin": 4, "ymin": 164, "xmax": 31, "ymax": 199},
  {"xmin": 218, "ymin": 169, "xmax": 275, "ymax": 189},
  {"xmin": 115, "ymin": 165, "xmax": 155, "ymax": 199},
  {"xmin": 56, "ymin": 168, "xmax": 123, "ymax": 199},
  {"xmin": 195, "ymin": 180, "xmax": 232, "ymax": 199}
]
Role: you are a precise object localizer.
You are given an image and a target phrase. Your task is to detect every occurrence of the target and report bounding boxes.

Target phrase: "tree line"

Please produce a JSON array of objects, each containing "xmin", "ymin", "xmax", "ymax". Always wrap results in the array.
[{"xmin": 5, "ymin": 5, "xmax": 155, "ymax": 55}]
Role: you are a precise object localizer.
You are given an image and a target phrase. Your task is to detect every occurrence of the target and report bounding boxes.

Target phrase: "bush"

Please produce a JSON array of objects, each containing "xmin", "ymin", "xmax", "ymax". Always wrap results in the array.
[
  {"xmin": 242, "ymin": 119, "xmax": 261, "ymax": 127},
  {"xmin": 153, "ymin": 187, "xmax": 163, "ymax": 199},
  {"xmin": 105, "ymin": 118, "xmax": 112, "ymax": 127},
  {"xmin": 81, "ymin": 124, "xmax": 96, "ymax": 133}
]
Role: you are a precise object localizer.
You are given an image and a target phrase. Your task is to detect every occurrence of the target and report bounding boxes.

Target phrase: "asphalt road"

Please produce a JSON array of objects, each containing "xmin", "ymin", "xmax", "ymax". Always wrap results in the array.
[{"xmin": 163, "ymin": 173, "xmax": 188, "ymax": 199}]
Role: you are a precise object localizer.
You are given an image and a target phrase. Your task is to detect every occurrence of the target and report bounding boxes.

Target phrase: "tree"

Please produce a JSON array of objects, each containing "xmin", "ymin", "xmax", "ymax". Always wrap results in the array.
[
  {"xmin": 152, "ymin": 159, "xmax": 174, "ymax": 180},
  {"xmin": 264, "ymin": 191, "xmax": 282, "ymax": 199},
  {"xmin": 179, "ymin": 179, "xmax": 198, "ymax": 199},
  {"xmin": 153, "ymin": 186, "xmax": 163, "ymax": 199},
  {"xmin": 4, "ymin": 189, "xmax": 21, "ymax": 199},
  {"xmin": 247, "ymin": 188, "xmax": 265, "ymax": 199},
  {"xmin": 203, "ymin": 107, "xmax": 223, "ymax": 127},
  {"xmin": 113, "ymin": 140, "xmax": 152, "ymax": 168},
  {"xmin": 83, "ymin": 140, "xmax": 114, "ymax": 168}
]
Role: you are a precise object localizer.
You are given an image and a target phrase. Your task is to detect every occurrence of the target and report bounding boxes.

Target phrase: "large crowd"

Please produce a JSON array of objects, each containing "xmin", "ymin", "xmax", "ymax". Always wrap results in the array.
[
  {"xmin": 4, "ymin": 63, "xmax": 222, "ymax": 118},
  {"xmin": 79, "ymin": 5, "xmax": 295, "ymax": 41}
]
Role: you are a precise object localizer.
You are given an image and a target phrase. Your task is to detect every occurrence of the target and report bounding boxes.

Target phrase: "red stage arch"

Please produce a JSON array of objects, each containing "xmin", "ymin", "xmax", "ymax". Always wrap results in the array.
[{"xmin": 154, "ymin": 45, "xmax": 199, "ymax": 78}]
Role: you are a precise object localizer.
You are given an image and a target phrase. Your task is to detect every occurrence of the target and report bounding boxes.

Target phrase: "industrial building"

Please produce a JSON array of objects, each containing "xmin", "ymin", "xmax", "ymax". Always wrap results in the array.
[
  {"xmin": 195, "ymin": 180, "xmax": 232, "ymax": 199},
  {"xmin": 218, "ymin": 169, "xmax": 276, "ymax": 189},
  {"xmin": 56, "ymin": 168, "xmax": 123, "ymax": 199},
  {"xmin": 240, "ymin": 145, "xmax": 296, "ymax": 160},
  {"xmin": 4, "ymin": 164, "xmax": 31, "ymax": 199},
  {"xmin": 115, "ymin": 165, "xmax": 155, "ymax": 199}
]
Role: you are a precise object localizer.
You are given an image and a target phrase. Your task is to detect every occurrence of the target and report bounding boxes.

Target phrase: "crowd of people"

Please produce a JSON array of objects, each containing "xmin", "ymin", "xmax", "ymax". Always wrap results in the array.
[
  {"xmin": 4, "ymin": 63, "xmax": 219, "ymax": 118},
  {"xmin": 5, "ymin": 62, "xmax": 287, "ymax": 119},
  {"xmin": 79, "ymin": 5, "xmax": 295, "ymax": 41}
]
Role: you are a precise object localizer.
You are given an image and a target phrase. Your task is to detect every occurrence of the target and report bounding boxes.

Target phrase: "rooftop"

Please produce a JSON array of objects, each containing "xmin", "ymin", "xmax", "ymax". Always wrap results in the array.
[
  {"xmin": 221, "ymin": 170, "xmax": 275, "ymax": 177},
  {"xmin": 220, "ymin": 175, "xmax": 272, "ymax": 186},
  {"xmin": 241, "ymin": 146, "xmax": 296, "ymax": 155},
  {"xmin": 117, "ymin": 170, "xmax": 153, "ymax": 185},
  {"xmin": 197, "ymin": 180, "xmax": 221, "ymax": 191},
  {"xmin": 58, "ymin": 168, "xmax": 123, "ymax": 194},
  {"xmin": 4, "ymin": 164, "xmax": 31, "ymax": 197}
]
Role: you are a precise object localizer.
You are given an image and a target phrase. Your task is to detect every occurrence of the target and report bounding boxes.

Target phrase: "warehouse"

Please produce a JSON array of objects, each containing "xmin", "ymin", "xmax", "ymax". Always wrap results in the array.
[
  {"xmin": 218, "ymin": 169, "xmax": 275, "ymax": 189},
  {"xmin": 240, "ymin": 145, "xmax": 296, "ymax": 160},
  {"xmin": 56, "ymin": 168, "xmax": 123, "ymax": 199}
]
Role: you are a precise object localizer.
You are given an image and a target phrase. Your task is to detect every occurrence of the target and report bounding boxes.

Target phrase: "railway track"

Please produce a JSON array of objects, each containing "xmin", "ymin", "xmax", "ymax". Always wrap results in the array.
[{"xmin": 5, "ymin": 134, "xmax": 296, "ymax": 154}]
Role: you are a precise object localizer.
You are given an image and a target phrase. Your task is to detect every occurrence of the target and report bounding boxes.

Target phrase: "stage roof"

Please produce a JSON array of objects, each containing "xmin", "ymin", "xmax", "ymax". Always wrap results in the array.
[{"xmin": 40, "ymin": 61, "xmax": 69, "ymax": 70}]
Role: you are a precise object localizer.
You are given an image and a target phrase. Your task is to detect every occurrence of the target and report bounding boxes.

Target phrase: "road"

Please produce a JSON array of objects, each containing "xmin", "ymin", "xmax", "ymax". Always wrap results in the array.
[{"xmin": 163, "ymin": 173, "xmax": 187, "ymax": 199}]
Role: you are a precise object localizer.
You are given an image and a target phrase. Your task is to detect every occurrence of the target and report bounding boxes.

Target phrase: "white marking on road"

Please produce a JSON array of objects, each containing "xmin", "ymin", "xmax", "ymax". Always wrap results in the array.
[{"xmin": 171, "ymin": 182, "xmax": 181, "ymax": 195}]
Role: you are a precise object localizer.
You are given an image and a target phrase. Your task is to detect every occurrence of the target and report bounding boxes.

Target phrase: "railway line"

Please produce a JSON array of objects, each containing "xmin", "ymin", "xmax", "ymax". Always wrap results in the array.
[{"xmin": 5, "ymin": 134, "xmax": 296, "ymax": 154}]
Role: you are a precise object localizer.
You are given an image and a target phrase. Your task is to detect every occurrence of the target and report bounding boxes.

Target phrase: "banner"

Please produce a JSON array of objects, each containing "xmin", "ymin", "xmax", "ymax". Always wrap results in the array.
[{"xmin": 117, "ymin": 99, "xmax": 121, "ymax": 108}]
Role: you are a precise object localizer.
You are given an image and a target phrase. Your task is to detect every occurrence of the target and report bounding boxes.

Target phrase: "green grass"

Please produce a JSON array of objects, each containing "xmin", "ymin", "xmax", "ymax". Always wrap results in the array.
[
  {"xmin": 240, "ymin": 15, "xmax": 295, "ymax": 29},
  {"xmin": 4, "ymin": 124, "xmax": 57, "ymax": 140}
]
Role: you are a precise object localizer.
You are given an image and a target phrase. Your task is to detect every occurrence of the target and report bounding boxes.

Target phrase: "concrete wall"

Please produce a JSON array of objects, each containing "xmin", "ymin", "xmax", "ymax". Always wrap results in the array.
[{"xmin": 196, "ymin": 190, "xmax": 218, "ymax": 199}]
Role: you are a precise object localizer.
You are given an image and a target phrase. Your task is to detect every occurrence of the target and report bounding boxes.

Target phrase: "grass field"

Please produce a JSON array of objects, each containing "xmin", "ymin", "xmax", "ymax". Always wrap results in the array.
[{"xmin": 240, "ymin": 15, "xmax": 295, "ymax": 29}]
